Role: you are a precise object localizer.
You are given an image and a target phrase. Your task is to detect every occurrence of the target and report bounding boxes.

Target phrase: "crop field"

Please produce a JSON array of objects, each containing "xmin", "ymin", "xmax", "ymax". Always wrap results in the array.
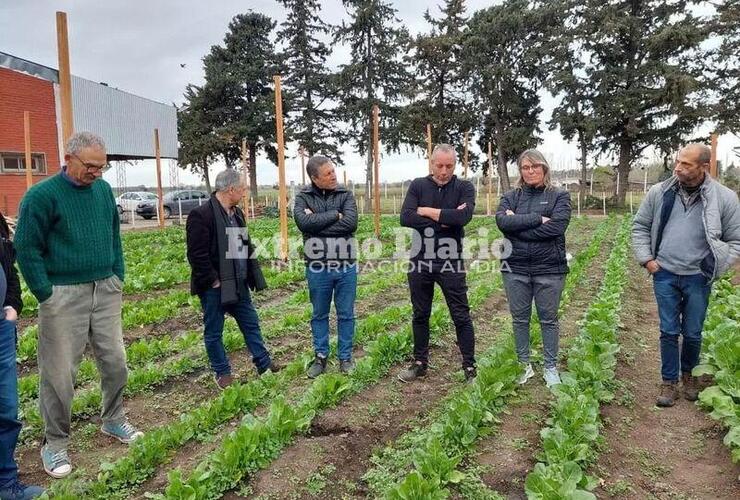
[{"xmin": 13, "ymin": 215, "xmax": 739, "ymax": 499}]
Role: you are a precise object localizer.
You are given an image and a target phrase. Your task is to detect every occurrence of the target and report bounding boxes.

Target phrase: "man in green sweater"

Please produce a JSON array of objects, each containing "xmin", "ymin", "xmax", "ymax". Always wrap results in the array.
[{"xmin": 14, "ymin": 132, "xmax": 143, "ymax": 480}]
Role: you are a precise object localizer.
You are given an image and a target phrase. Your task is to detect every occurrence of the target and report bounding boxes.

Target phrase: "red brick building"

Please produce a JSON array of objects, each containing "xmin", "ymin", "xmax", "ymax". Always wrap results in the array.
[
  {"xmin": 0, "ymin": 64, "xmax": 62, "ymax": 216},
  {"xmin": 0, "ymin": 52, "xmax": 177, "ymax": 216}
]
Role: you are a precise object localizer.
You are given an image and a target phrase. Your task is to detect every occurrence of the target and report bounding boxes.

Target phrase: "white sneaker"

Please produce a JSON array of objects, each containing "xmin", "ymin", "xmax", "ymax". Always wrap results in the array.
[
  {"xmin": 517, "ymin": 363, "xmax": 535, "ymax": 385},
  {"xmin": 543, "ymin": 367, "xmax": 561, "ymax": 387}
]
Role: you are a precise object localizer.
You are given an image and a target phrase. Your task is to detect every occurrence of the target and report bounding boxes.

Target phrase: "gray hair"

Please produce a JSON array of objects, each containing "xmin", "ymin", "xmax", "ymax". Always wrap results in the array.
[
  {"xmin": 306, "ymin": 155, "xmax": 332, "ymax": 180},
  {"xmin": 65, "ymin": 131, "xmax": 106, "ymax": 155},
  {"xmin": 516, "ymin": 148, "xmax": 554, "ymax": 191},
  {"xmin": 683, "ymin": 143, "xmax": 711, "ymax": 165},
  {"xmin": 214, "ymin": 168, "xmax": 244, "ymax": 192},
  {"xmin": 431, "ymin": 144, "xmax": 457, "ymax": 162}
]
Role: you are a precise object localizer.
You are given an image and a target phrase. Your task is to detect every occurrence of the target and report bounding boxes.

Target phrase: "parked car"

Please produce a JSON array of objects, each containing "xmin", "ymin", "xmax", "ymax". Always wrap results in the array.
[
  {"xmin": 135, "ymin": 189, "xmax": 209, "ymax": 219},
  {"xmin": 116, "ymin": 191, "xmax": 158, "ymax": 216}
]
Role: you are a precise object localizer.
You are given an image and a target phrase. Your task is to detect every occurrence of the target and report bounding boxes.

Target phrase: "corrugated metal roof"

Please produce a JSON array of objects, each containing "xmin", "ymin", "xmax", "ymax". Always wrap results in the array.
[
  {"xmin": 0, "ymin": 51, "xmax": 178, "ymax": 159},
  {"xmin": 72, "ymin": 76, "xmax": 178, "ymax": 158}
]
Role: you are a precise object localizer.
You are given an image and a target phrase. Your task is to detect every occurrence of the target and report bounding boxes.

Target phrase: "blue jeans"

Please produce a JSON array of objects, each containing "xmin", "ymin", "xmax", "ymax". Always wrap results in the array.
[
  {"xmin": 306, "ymin": 263, "xmax": 358, "ymax": 361},
  {"xmin": 199, "ymin": 288, "xmax": 271, "ymax": 376},
  {"xmin": 0, "ymin": 318, "xmax": 21, "ymax": 488},
  {"xmin": 653, "ymin": 269, "xmax": 711, "ymax": 382}
]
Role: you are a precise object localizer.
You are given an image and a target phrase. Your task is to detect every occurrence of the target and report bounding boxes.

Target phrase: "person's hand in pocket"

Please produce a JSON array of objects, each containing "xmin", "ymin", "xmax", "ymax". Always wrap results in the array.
[{"xmin": 3, "ymin": 307, "xmax": 17, "ymax": 322}]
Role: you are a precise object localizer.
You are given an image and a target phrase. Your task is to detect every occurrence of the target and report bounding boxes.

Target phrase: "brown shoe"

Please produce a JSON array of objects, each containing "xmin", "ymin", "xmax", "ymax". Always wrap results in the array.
[
  {"xmin": 656, "ymin": 381, "xmax": 679, "ymax": 407},
  {"xmin": 682, "ymin": 372, "xmax": 699, "ymax": 401},
  {"xmin": 214, "ymin": 373, "xmax": 235, "ymax": 390}
]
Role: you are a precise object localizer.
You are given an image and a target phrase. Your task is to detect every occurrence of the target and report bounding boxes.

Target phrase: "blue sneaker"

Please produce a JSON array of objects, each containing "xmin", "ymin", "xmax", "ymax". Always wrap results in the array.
[
  {"xmin": 0, "ymin": 481, "xmax": 44, "ymax": 500},
  {"xmin": 101, "ymin": 420, "xmax": 144, "ymax": 444},
  {"xmin": 40, "ymin": 444, "xmax": 71, "ymax": 479}
]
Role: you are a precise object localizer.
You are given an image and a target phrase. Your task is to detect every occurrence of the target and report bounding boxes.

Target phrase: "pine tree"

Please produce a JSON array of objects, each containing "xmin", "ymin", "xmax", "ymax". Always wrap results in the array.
[
  {"xmin": 713, "ymin": 0, "xmax": 740, "ymax": 134},
  {"xmin": 178, "ymin": 84, "xmax": 221, "ymax": 193},
  {"xmin": 199, "ymin": 13, "xmax": 284, "ymax": 197},
  {"xmin": 335, "ymin": 0, "xmax": 413, "ymax": 211},
  {"xmin": 461, "ymin": 0, "xmax": 549, "ymax": 191},
  {"xmin": 580, "ymin": 0, "xmax": 711, "ymax": 205},
  {"xmin": 402, "ymin": 0, "xmax": 476, "ymax": 167},
  {"xmin": 277, "ymin": 0, "xmax": 342, "ymax": 166}
]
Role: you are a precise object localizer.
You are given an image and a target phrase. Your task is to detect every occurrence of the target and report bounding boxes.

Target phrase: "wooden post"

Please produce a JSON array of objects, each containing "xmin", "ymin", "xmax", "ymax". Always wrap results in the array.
[
  {"xmin": 629, "ymin": 191, "xmax": 634, "ymax": 214},
  {"xmin": 372, "ymin": 104, "xmax": 381, "ymax": 238},
  {"xmin": 154, "ymin": 129, "xmax": 165, "ymax": 228},
  {"xmin": 487, "ymin": 141, "xmax": 493, "ymax": 216},
  {"xmin": 273, "ymin": 76, "xmax": 289, "ymax": 261},
  {"xmin": 343, "ymin": 170, "xmax": 347, "ymax": 187},
  {"xmin": 602, "ymin": 191, "xmax": 606, "ymax": 216},
  {"xmin": 241, "ymin": 138, "xmax": 250, "ymax": 218},
  {"xmin": 426, "ymin": 123, "xmax": 433, "ymax": 174},
  {"xmin": 577, "ymin": 191, "xmax": 581, "ymax": 217},
  {"xmin": 56, "ymin": 12, "xmax": 74, "ymax": 144},
  {"xmin": 463, "ymin": 130, "xmax": 469, "ymax": 179},
  {"xmin": 393, "ymin": 195, "xmax": 397, "ymax": 215},
  {"xmin": 24, "ymin": 112, "xmax": 33, "ymax": 189},
  {"xmin": 300, "ymin": 146, "xmax": 306, "ymax": 186},
  {"xmin": 710, "ymin": 133, "xmax": 718, "ymax": 178}
]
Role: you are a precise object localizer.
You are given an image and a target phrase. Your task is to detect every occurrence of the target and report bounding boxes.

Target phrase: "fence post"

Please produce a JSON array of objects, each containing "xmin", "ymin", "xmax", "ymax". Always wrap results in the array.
[
  {"xmin": 602, "ymin": 192, "xmax": 606, "ymax": 216},
  {"xmin": 577, "ymin": 191, "xmax": 581, "ymax": 217}
]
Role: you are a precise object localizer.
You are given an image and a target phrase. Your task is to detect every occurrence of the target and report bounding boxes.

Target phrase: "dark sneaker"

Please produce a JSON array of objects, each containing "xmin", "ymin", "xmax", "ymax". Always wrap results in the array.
[
  {"xmin": 40, "ymin": 444, "xmax": 71, "ymax": 479},
  {"xmin": 307, "ymin": 355, "xmax": 328, "ymax": 379},
  {"xmin": 397, "ymin": 361, "xmax": 427, "ymax": 383},
  {"xmin": 656, "ymin": 381, "xmax": 679, "ymax": 407},
  {"xmin": 464, "ymin": 366, "xmax": 477, "ymax": 384},
  {"xmin": 339, "ymin": 359, "xmax": 355, "ymax": 374},
  {"xmin": 101, "ymin": 420, "xmax": 144, "ymax": 444},
  {"xmin": 258, "ymin": 361, "xmax": 283, "ymax": 377},
  {"xmin": 214, "ymin": 373, "xmax": 235, "ymax": 390},
  {"xmin": 0, "ymin": 481, "xmax": 44, "ymax": 500},
  {"xmin": 682, "ymin": 372, "xmax": 699, "ymax": 402}
]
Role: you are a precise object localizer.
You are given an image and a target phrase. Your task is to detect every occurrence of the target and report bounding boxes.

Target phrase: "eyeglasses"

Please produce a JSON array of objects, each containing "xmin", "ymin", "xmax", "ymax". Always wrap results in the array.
[
  {"xmin": 72, "ymin": 153, "xmax": 107, "ymax": 173},
  {"xmin": 520, "ymin": 164, "xmax": 545, "ymax": 172}
]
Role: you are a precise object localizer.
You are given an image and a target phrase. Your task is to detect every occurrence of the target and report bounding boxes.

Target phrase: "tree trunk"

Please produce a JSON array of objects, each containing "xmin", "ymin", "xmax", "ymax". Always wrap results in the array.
[
  {"xmin": 249, "ymin": 143, "xmax": 258, "ymax": 198},
  {"xmin": 616, "ymin": 136, "xmax": 631, "ymax": 207},
  {"xmin": 495, "ymin": 120, "xmax": 511, "ymax": 192},
  {"xmin": 202, "ymin": 162, "xmax": 212, "ymax": 193},
  {"xmin": 579, "ymin": 134, "xmax": 588, "ymax": 198}
]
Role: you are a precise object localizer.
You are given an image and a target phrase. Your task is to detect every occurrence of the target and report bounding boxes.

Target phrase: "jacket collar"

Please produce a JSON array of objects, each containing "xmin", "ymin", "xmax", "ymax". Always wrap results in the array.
[
  {"xmin": 424, "ymin": 174, "xmax": 457, "ymax": 188},
  {"xmin": 662, "ymin": 174, "xmax": 714, "ymax": 194},
  {"xmin": 301, "ymin": 182, "xmax": 348, "ymax": 195}
]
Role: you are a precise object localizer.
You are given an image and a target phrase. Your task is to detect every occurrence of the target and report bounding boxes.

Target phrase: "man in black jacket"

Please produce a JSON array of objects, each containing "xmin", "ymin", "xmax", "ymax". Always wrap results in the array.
[
  {"xmin": 1, "ymin": 211, "xmax": 44, "ymax": 499},
  {"xmin": 398, "ymin": 144, "xmax": 477, "ymax": 383},
  {"xmin": 294, "ymin": 155, "xmax": 358, "ymax": 378},
  {"xmin": 186, "ymin": 169, "xmax": 278, "ymax": 390}
]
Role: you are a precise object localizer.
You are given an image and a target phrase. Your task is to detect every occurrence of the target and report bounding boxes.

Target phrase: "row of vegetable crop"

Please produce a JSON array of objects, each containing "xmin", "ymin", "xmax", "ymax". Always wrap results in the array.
[
  {"xmin": 692, "ymin": 276, "xmax": 740, "ymax": 464},
  {"xmin": 157, "ymin": 271, "xmax": 504, "ymax": 499},
  {"xmin": 523, "ymin": 215, "xmax": 631, "ymax": 500},
  {"xmin": 363, "ymin": 217, "xmax": 614, "ymax": 499},
  {"xmin": 18, "ymin": 264, "xmax": 415, "ymax": 441},
  {"xmin": 46, "ymin": 266, "xmax": 496, "ymax": 499}
]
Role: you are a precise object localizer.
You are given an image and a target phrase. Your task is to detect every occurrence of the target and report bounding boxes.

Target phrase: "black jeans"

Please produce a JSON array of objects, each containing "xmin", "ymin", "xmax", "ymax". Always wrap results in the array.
[{"xmin": 408, "ymin": 268, "xmax": 475, "ymax": 368}]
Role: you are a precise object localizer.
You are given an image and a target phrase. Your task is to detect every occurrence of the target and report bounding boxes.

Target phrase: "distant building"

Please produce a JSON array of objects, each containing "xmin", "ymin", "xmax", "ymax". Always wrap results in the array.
[{"xmin": 0, "ymin": 51, "xmax": 177, "ymax": 215}]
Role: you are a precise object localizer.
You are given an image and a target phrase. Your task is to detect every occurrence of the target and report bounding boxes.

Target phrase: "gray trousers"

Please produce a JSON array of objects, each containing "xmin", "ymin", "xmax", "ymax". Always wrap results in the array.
[
  {"xmin": 38, "ymin": 276, "xmax": 127, "ymax": 451},
  {"xmin": 502, "ymin": 272, "xmax": 566, "ymax": 369}
]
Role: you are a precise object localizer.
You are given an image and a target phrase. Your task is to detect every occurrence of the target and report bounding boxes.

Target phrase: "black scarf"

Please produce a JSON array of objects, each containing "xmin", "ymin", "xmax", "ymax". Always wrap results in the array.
[{"xmin": 210, "ymin": 197, "xmax": 242, "ymax": 305}]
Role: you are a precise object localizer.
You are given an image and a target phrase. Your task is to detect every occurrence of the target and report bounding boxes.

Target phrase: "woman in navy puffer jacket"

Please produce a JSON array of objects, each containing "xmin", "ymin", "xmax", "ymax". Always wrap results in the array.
[{"xmin": 495, "ymin": 149, "xmax": 571, "ymax": 389}]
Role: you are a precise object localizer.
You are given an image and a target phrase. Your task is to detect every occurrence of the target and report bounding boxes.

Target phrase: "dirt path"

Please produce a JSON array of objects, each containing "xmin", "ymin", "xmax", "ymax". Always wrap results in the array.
[
  {"xmin": 589, "ymin": 262, "xmax": 739, "ymax": 499},
  {"xmin": 452, "ymin": 230, "xmax": 614, "ymax": 499},
  {"xmin": 228, "ymin": 289, "xmax": 511, "ymax": 500}
]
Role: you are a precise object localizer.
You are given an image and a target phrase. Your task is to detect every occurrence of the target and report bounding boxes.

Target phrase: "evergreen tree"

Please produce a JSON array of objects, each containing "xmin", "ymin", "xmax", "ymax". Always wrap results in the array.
[
  {"xmin": 580, "ymin": 0, "xmax": 711, "ymax": 205},
  {"xmin": 178, "ymin": 84, "xmax": 220, "ymax": 193},
  {"xmin": 277, "ymin": 0, "xmax": 343, "ymax": 166},
  {"xmin": 199, "ymin": 13, "xmax": 284, "ymax": 197},
  {"xmin": 335, "ymin": 0, "xmax": 412, "ymax": 211},
  {"xmin": 712, "ymin": 0, "xmax": 739, "ymax": 134},
  {"xmin": 402, "ymin": 0, "xmax": 476, "ymax": 167},
  {"xmin": 461, "ymin": 0, "xmax": 550, "ymax": 191}
]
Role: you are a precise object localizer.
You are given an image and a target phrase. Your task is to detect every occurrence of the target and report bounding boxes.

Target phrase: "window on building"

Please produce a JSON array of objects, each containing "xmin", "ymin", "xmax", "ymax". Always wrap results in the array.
[{"xmin": 0, "ymin": 152, "xmax": 47, "ymax": 174}]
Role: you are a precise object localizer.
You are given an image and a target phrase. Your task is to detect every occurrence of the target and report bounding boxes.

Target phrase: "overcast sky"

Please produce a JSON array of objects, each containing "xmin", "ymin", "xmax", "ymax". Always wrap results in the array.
[{"xmin": 1, "ymin": 0, "xmax": 737, "ymax": 189}]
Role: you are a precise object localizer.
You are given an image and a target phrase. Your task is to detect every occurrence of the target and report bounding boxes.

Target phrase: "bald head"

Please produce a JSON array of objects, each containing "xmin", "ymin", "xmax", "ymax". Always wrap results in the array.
[
  {"xmin": 681, "ymin": 143, "xmax": 711, "ymax": 166},
  {"xmin": 674, "ymin": 143, "xmax": 710, "ymax": 187}
]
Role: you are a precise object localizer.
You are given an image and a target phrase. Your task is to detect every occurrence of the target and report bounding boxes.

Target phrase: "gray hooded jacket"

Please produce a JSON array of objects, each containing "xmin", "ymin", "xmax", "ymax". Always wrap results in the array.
[{"xmin": 632, "ymin": 175, "xmax": 740, "ymax": 281}]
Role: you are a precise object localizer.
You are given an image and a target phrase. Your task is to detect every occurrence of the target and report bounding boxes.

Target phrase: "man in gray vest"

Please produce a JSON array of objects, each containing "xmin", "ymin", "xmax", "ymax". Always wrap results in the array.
[{"xmin": 632, "ymin": 143, "xmax": 740, "ymax": 407}]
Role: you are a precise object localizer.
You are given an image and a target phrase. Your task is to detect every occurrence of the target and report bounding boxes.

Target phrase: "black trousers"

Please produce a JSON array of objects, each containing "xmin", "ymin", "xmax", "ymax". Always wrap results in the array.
[{"xmin": 408, "ymin": 268, "xmax": 475, "ymax": 368}]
